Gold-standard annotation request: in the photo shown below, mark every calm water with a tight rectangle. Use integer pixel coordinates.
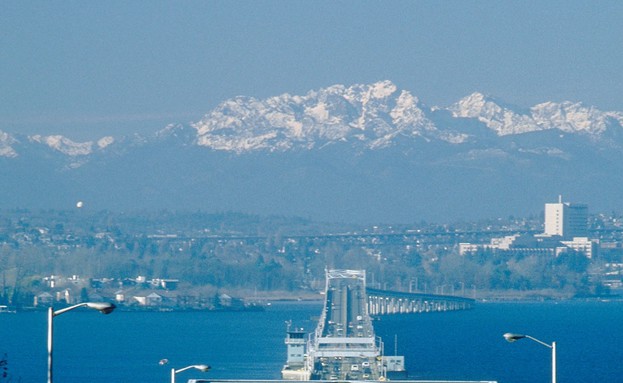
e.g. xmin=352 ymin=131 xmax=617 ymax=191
xmin=2 ymin=300 xmax=623 ymax=383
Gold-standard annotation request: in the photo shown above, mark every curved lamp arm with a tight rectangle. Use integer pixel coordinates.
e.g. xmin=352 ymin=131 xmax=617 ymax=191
xmin=53 ymin=302 xmax=116 ymax=317
xmin=171 ymin=364 xmax=210 ymax=383
xmin=175 ymin=365 xmax=211 ymax=374
xmin=503 ymin=332 xmax=552 ymax=348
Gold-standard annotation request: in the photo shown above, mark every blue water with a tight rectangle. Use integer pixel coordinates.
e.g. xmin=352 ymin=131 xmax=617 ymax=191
xmin=2 ymin=300 xmax=623 ymax=383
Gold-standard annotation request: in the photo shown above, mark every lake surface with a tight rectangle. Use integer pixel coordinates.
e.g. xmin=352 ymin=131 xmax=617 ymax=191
xmin=1 ymin=300 xmax=623 ymax=383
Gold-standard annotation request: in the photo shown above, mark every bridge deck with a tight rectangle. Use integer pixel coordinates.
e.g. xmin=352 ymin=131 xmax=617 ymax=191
xmin=282 ymin=270 xmax=481 ymax=383
xmin=309 ymin=270 xmax=382 ymax=380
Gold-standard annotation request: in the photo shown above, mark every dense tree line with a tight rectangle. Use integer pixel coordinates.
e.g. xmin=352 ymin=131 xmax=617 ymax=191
xmin=0 ymin=232 xmax=607 ymax=307
xmin=0 ymin=209 xmax=617 ymax=306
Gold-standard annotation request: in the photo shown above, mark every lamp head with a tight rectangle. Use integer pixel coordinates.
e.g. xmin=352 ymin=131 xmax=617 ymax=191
xmin=503 ymin=333 xmax=526 ymax=342
xmin=194 ymin=365 xmax=211 ymax=372
xmin=86 ymin=302 xmax=116 ymax=314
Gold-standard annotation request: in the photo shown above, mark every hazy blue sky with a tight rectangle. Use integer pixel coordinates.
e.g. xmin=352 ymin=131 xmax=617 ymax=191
xmin=2 ymin=1 xmax=622 ymax=140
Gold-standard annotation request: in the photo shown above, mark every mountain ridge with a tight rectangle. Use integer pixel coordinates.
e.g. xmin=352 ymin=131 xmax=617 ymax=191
xmin=2 ymin=80 xmax=622 ymax=158
xmin=2 ymin=81 xmax=623 ymax=222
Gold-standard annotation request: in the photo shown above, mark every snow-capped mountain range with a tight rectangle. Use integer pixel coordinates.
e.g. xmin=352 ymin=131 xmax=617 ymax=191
xmin=2 ymin=81 xmax=623 ymax=222
xmin=3 ymin=80 xmax=623 ymax=158
xmin=191 ymin=80 xmax=623 ymax=152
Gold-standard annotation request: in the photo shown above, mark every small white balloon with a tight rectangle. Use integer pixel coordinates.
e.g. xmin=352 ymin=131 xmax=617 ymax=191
xmin=76 ymin=201 xmax=84 ymax=208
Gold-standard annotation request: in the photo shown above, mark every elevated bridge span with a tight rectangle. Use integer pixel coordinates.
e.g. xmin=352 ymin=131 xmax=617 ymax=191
xmin=282 ymin=270 xmax=477 ymax=382
xmin=366 ymin=288 xmax=474 ymax=315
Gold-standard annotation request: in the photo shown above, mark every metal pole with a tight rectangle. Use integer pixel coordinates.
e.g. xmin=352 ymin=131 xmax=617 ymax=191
xmin=552 ymin=341 xmax=557 ymax=383
xmin=505 ymin=333 xmax=556 ymax=383
xmin=47 ymin=307 xmax=53 ymax=383
xmin=170 ymin=368 xmax=176 ymax=383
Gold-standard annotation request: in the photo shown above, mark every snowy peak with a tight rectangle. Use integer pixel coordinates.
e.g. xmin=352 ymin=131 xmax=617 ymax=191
xmin=0 ymin=130 xmax=18 ymax=158
xmin=449 ymin=92 xmax=623 ymax=137
xmin=1 ymin=131 xmax=116 ymax=163
xmin=29 ymin=135 xmax=115 ymax=156
xmin=191 ymin=81 xmax=469 ymax=153
xmin=531 ymin=101 xmax=620 ymax=135
xmin=448 ymin=92 xmax=540 ymax=136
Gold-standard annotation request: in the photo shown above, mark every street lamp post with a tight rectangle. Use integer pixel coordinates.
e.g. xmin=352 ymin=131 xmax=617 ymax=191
xmin=503 ymin=332 xmax=556 ymax=383
xmin=171 ymin=364 xmax=211 ymax=383
xmin=47 ymin=302 xmax=116 ymax=383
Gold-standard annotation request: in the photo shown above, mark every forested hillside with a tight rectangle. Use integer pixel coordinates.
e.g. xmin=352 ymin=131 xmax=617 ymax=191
xmin=0 ymin=209 xmax=619 ymax=307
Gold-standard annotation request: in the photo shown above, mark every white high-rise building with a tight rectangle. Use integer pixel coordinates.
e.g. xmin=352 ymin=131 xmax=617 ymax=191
xmin=543 ymin=195 xmax=588 ymax=239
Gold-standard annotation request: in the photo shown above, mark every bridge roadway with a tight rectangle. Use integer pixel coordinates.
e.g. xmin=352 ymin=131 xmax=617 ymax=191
xmin=307 ymin=271 xmax=475 ymax=380
xmin=308 ymin=270 xmax=381 ymax=381
xmin=280 ymin=270 xmax=479 ymax=382
xmin=366 ymin=288 xmax=475 ymax=315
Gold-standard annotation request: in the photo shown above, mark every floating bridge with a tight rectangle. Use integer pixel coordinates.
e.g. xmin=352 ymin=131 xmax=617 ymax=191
xmin=305 ymin=269 xmax=382 ymax=380
xmin=367 ymin=288 xmax=475 ymax=315
xmin=295 ymin=270 xmax=474 ymax=381
xmin=280 ymin=269 xmax=480 ymax=382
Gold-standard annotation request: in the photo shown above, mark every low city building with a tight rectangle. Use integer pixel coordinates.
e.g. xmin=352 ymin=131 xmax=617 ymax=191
xmin=460 ymin=197 xmax=597 ymax=258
